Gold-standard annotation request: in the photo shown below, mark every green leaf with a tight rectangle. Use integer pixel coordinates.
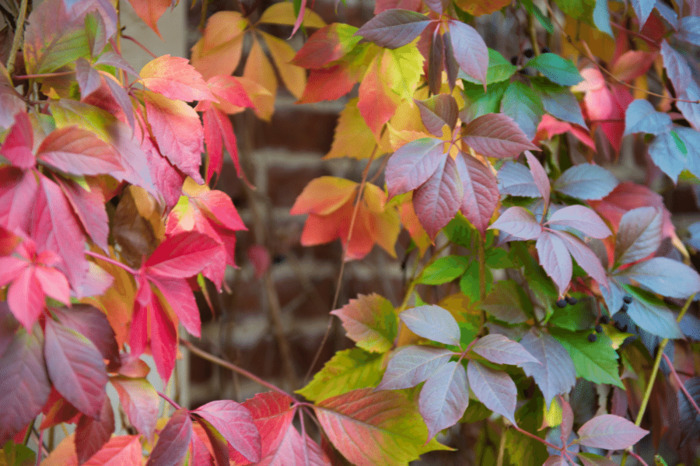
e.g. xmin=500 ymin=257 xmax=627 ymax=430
xmin=501 ymin=81 xmax=544 ymax=139
xmin=526 ymin=53 xmax=584 ymax=86
xmin=551 ymin=329 xmax=624 ymax=388
xmin=461 ymin=48 xmax=517 ymax=85
xmin=461 ymin=80 xmax=508 ymax=122
xmin=553 ymin=0 xmax=593 ymax=19
xmin=443 ymin=214 xmax=476 ymax=248
xmin=548 ymin=299 xmax=596 ymax=331
xmin=521 ymin=0 xmax=554 ymax=32
xmin=2 ymin=441 xmax=36 ymax=466
xmin=459 ymin=261 xmax=493 ymax=301
xmin=331 ymin=293 xmax=398 ymax=353
xmin=419 ymin=256 xmax=470 ymax=285
xmin=296 ymin=348 xmax=386 ymax=402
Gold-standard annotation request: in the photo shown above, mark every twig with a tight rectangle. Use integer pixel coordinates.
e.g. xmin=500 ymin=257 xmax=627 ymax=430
xmin=181 ymin=339 xmax=294 ymax=399
xmin=662 ymin=352 xmax=700 ymax=415
xmin=627 ymin=448 xmax=649 ymax=466
xmin=85 ymin=250 xmax=138 ymax=275
xmin=12 ymin=71 xmax=75 ymax=80
xmin=6 ymin=0 xmax=28 ymax=77
xmin=527 ymin=13 xmax=541 ymax=56
xmin=157 ymin=391 xmax=181 ymax=410
xmin=121 ymin=34 xmax=158 ymax=59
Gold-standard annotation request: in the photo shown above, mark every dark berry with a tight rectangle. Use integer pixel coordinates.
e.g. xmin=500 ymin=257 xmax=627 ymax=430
xmin=510 ymin=56 xmax=518 ymax=65
xmin=541 ymin=47 xmax=551 ymax=54
xmin=595 ymin=324 xmax=603 ymax=333
xmin=600 ymin=315 xmax=610 ymax=324
xmin=588 ymin=333 xmax=597 ymax=342
xmin=556 ymin=299 xmax=567 ymax=308
xmin=524 ymin=48 xmax=534 ymax=58
xmin=566 ymin=296 xmax=578 ymax=305
xmin=621 ymin=303 xmax=629 ymax=312
xmin=623 ymin=295 xmax=633 ymax=304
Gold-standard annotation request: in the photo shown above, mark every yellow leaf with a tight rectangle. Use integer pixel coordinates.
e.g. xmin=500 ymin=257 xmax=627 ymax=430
xmin=325 ymin=98 xmax=377 ymax=160
xmin=542 ymin=397 xmax=563 ymax=429
xmin=260 ymin=31 xmax=306 ymax=100
xmin=243 ymin=38 xmax=277 ymax=121
xmin=383 ymin=43 xmax=424 ymax=101
xmin=257 ymin=2 xmax=326 ymax=28
xmin=190 ymin=11 xmax=248 ymax=79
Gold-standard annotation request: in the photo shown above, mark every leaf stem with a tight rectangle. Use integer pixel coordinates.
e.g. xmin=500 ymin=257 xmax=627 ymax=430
xmin=662 ymin=352 xmax=700 ymax=415
xmin=527 ymin=13 xmax=541 ymax=56
xmin=85 ymin=250 xmax=138 ymax=275
xmin=22 ymin=419 xmax=34 ymax=445
xmin=12 ymin=71 xmax=76 ymax=80
xmin=181 ymin=339 xmax=294 ymax=399
xmin=6 ymin=0 xmax=28 ymax=77
xmin=512 ymin=424 xmax=560 ymax=451
xmin=157 ymin=391 xmax=181 ymax=410
xmin=121 ymin=34 xmax=158 ymax=59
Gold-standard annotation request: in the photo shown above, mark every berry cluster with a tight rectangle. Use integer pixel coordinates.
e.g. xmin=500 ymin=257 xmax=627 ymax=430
xmin=555 ymin=296 xmax=578 ymax=308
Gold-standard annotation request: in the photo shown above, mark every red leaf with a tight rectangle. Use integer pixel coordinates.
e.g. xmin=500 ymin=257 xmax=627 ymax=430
xmin=145 ymin=232 xmax=220 ymax=279
xmin=400 ymin=305 xmax=460 ymax=346
xmin=358 ymin=58 xmax=399 ymax=136
xmin=377 ymin=346 xmax=452 ymax=390
xmin=55 ymin=177 xmax=109 ymax=252
xmin=40 ymin=388 xmax=80 ymax=429
xmin=37 ymin=126 xmax=124 ymax=176
xmin=110 ymin=376 xmax=159 ymax=440
xmin=83 ymin=435 xmax=142 ymax=465
xmin=471 ymin=334 xmax=540 ymax=366
xmin=149 ymin=294 xmax=178 ymax=382
xmin=547 ymin=205 xmax=612 ymax=239
xmin=455 ymin=153 xmax=499 ymax=233
xmin=53 ymin=305 xmax=118 ymax=365
xmin=463 ymin=113 xmax=539 ymax=158
xmin=614 ymin=206 xmax=662 ymax=265
xmin=247 ymin=245 xmax=271 ymax=279
xmin=202 ymin=106 xmax=243 ymax=183
xmin=355 ymin=9 xmax=430 ymax=49
xmin=415 ymin=94 xmax=459 ymax=136
xmin=258 ymin=427 xmax=330 ymax=465
xmin=577 ymin=414 xmax=648 ymax=450
xmin=611 ymin=50 xmax=657 ymax=82
xmin=0 ymin=112 xmax=35 ymax=169
xmin=448 ymin=20 xmax=488 ymax=86
xmin=193 ymin=400 xmax=261 ymax=463
xmin=0 ymin=327 xmax=50 ymax=444
xmin=148 ymin=276 xmax=201 ymax=337
xmin=126 ymin=0 xmax=171 ymax=37
xmin=140 ymin=55 xmax=213 ymax=102
xmin=300 ymin=65 xmax=357 ymax=103
xmin=206 ymin=75 xmax=255 ymax=113
xmin=467 ymin=361 xmax=517 ymax=424
xmin=293 ymin=24 xmax=360 ymax=69
xmin=236 ymin=392 xmax=295 ymax=463
xmin=147 ymin=409 xmax=192 ymax=466
xmin=44 ymin=319 xmax=107 ymax=418
xmin=143 ymin=91 xmax=204 ymax=184
xmin=0 ymin=168 xmax=38 ymax=233
xmin=489 ymin=206 xmax=542 ymax=240
xmin=75 ymin=397 xmax=115 ymax=463
xmin=385 ymin=138 xmax=445 ymax=199
xmin=524 ymin=151 xmax=550 ymax=206
xmin=413 ymin=155 xmax=463 ymax=238
xmin=536 ymin=231 xmax=573 ymax=296
xmin=419 ymin=361 xmax=469 ymax=439
xmin=196 ymin=417 xmax=230 ymax=465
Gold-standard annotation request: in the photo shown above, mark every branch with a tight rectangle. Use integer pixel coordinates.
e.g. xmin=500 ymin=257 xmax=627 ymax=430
xmin=85 ymin=250 xmax=138 ymax=275
xmin=6 ymin=0 xmax=28 ymax=77
xmin=662 ymin=352 xmax=700 ymax=415
xmin=157 ymin=391 xmax=182 ymax=410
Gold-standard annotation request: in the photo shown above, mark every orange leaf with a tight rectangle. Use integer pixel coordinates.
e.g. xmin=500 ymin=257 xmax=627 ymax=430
xmin=261 ymin=32 xmax=306 ymax=100
xmin=140 ymin=55 xmax=214 ymax=102
xmin=190 ymin=12 xmax=248 ymax=79
xmin=358 ymin=58 xmax=400 ymax=137
xmin=290 ymin=177 xmax=358 ymax=216
xmin=257 ymin=2 xmax=326 ymax=28
xmin=243 ymin=39 xmax=277 ymax=121
xmin=126 ymin=0 xmax=171 ymax=38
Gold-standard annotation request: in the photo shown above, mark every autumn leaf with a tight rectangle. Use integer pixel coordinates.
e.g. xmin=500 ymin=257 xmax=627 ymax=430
xmin=139 ymin=55 xmax=214 ymax=102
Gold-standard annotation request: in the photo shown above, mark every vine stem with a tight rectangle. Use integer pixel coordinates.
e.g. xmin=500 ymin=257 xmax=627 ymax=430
xmin=13 ymin=71 xmax=75 ymax=80
xmin=512 ymin=424 xmax=561 ymax=451
xmin=85 ymin=250 xmax=138 ymax=275
xmin=527 ymin=13 xmax=541 ymax=56
xmin=157 ymin=391 xmax=181 ymax=410
xmin=662 ymin=352 xmax=700 ymax=415
xmin=181 ymin=339 xmax=294 ymax=399
xmin=6 ymin=0 xmax=28 ymax=77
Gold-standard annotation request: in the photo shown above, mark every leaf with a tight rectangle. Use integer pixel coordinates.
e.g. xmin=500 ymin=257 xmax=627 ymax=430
xmin=233 ymin=392 xmax=293 ymax=463
xmin=448 ymin=20 xmax=488 ymax=85
xmin=578 ymin=452 xmax=618 ymax=466
xmin=482 ymin=281 xmax=531 ymax=323
xmin=0 ymin=327 xmax=50 ymax=444
xmin=147 ymin=409 xmax=192 ymax=466
xmin=412 ymin=155 xmax=463 ymax=238
xmin=649 ymin=131 xmax=687 ymax=182
xmin=577 ymin=414 xmax=648 ymax=449
xmin=629 ymin=0 xmax=654 ymax=27
xmin=554 ymin=231 xmax=608 ymax=288
xmin=36 ymin=126 xmax=123 ymax=176
xmin=551 ymin=329 xmax=624 ymax=388
xmin=331 ymin=294 xmax=398 ymax=353
xmin=622 ymin=257 xmax=700 ymax=299
xmin=314 ymin=388 xmax=449 ymax=465
xmin=463 ymin=113 xmax=539 ymax=158
xmin=531 ymin=78 xmax=587 ymax=127
xmin=191 ymin=11 xmax=247 ymax=80
xmin=419 ymin=361 xmax=469 ymax=439
xmin=110 ymin=376 xmax=159 ymax=440
xmin=261 ymin=32 xmax=306 ymax=100
xmin=293 ymin=24 xmax=361 ymax=68
xmin=525 ymin=151 xmax=550 ymax=205
xmin=44 ymin=319 xmax=107 ymax=418
xmin=501 ymin=82 xmax=544 ymax=139
xmin=526 ymin=53 xmax=583 ymax=86
xmin=126 ymin=0 xmax=171 ymax=37
xmin=536 ymin=231 xmax=573 ymax=296
xmin=624 ymin=99 xmax=672 ymax=136
xmin=678 ymin=16 xmax=700 ymax=46
xmin=497 ymin=161 xmax=540 ymax=197
xmin=467 ymin=361 xmax=517 ymax=424
xmin=193 ymin=400 xmax=261 ymax=463
xmin=383 ymin=43 xmax=424 ymax=101
xmin=75 ymin=398 xmax=114 ymax=463
xmin=1 ymin=112 xmax=35 ymax=169
xmin=358 ymin=57 xmax=400 ymax=136
xmin=455 ymin=153 xmax=500 ymax=233
xmin=258 ymin=1 xmax=325 ymax=28
xmin=400 ymin=305 xmax=461 ymax=346
xmin=297 ymin=348 xmax=385 ymax=402
xmin=386 ymin=138 xmax=445 ymax=199
xmin=145 ymin=232 xmax=219 ymax=279
xmin=377 ymin=346 xmax=453 ymax=390
xmin=52 ymin=305 xmax=118 ymax=365
xmin=471 ymin=334 xmax=539 ymax=366
xmin=418 ymin=255 xmax=470 ymax=285
xmin=300 ymin=64 xmax=356 ymax=104
xmin=615 ymin=207 xmax=662 ymax=265
xmin=520 ymin=329 xmax=576 ymax=405
xmin=620 ymin=287 xmax=683 ymax=339
xmin=415 ymin=95 xmax=459 ymax=136
xmin=677 ymin=377 xmax=700 ymax=444
xmin=547 ymin=205 xmax=611 ymax=239
xmin=553 ymin=164 xmax=619 ymax=201
xmin=462 ymin=48 xmax=518 ymax=85
xmin=355 ymin=9 xmax=430 ymax=48
xmin=489 ymin=206 xmax=542 ymax=240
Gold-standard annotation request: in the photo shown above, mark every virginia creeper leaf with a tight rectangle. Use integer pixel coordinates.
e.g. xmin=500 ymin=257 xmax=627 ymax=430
xmin=293 ymin=24 xmax=361 ymax=68
xmin=463 ymin=113 xmax=539 ymax=158
xmin=0 ymin=112 xmax=34 ymax=169
xmin=547 ymin=205 xmax=612 ymax=239
xmin=481 ymin=280 xmax=531 ymax=323
xmin=75 ymin=398 xmax=115 ymax=463
xmin=551 ymin=329 xmax=624 ymax=388
xmin=139 ymin=55 xmax=213 ymax=102
xmin=525 ymin=151 xmax=550 ymax=205
xmin=497 ymin=161 xmax=540 ymax=197
xmin=471 ymin=334 xmax=540 ymax=366
xmin=624 ymin=99 xmax=672 ymax=136
xmin=377 ymin=345 xmax=453 ymax=390
xmin=110 ymin=376 xmax=159 ymax=440
xmin=456 ymin=153 xmax=499 ymax=233
xmin=400 ymin=305 xmax=461 ymax=346
xmin=415 ymin=95 xmax=459 ymax=136
xmin=525 ymin=53 xmax=583 ymax=86
xmin=629 ymin=0 xmax=654 ymax=28
xmin=418 ymin=255 xmax=470 ymax=285
xmin=615 ymin=207 xmax=662 ymax=265
xmin=258 ymin=1 xmax=326 ymax=28
xmin=37 ymin=126 xmax=124 ymax=176
xmin=448 ymin=20 xmax=488 ymax=86
xmin=467 ymin=361 xmax=517 ymax=425
xmin=145 ymin=232 xmax=220 ymax=279
xmin=126 ymin=0 xmax=171 ymax=37
xmin=355 ymin=9 xmax=430 ymax=49
xmin=553 ymin=164 xmax=618 ymax=201
xmin=554 ymin=231 xmax=608 ymax=289
xmin=52 ymin=305 xmax=118 ymax=365
xmin=386 ymin=138 xmax=445 ymax=199
xmin=489 ymin=206 xmax=542 ymax=240
xmin=234 ymin=392 xmax=294 ymax=464
xmin=193 ymin=400 xmax=261 ymax=463
xmin=536 ymin=231 xmax=572 ymax=296
xmin=519 ymin=329 xmax=576 ymax=405
xmin=577 ymin=414 xmax=648 ymax=450
xmin=419 ymin=361 xmax=469 ymax=439
xmin=147 ymin=409 xmax=192 ymax=466
xmin=501 ymin=82 xmax=544 ymax=139
xmin=621 ymin=287 xmax=683 ymax=339
xmin=622 ymin=257 xmax=700 ymax=299
xmin=331 ymin=293 xmax=398 ymax=353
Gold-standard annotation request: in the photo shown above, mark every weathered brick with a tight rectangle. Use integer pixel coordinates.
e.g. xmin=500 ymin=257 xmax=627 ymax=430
xmin=253 ymin=108 xmax=338 ymax=152
xmin=267 ymin=163 xmax=331 ymax=207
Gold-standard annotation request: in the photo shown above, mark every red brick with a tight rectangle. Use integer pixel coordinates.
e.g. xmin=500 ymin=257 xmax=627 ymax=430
xmin=253 ymin=108 xmax=338 ymax=153
xmin=267 ymin=164 xmax=331 ymax=207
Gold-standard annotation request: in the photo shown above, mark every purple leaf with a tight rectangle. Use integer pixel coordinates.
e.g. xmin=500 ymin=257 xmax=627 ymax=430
xmin=524 ymin=151 xmax=550 ymax=205
xmin=498 ymin=161 xmax=540 ymax=197
xmin=455 ymin=153 xmax=499 ymax=233
xmin=543 ymin=456 xmax=568 ymax=466
xmin=623 ymin=257 xmax=700 ymax=299
xmin=427 ymin=30 xmax=445 ymax=96
xmin=448 ymin=20 xmax=488 ymax=86
xmin=44 ymin=319 xmax=107 ymax=418
xmin=536 ymin=231 xmax=572 ymax=296
xmin=355 ymin=9 xmax=431 ymax=49
xmin=415 ymin=94 xmax=458 ymax=136
xmin=52 ymin=305 xmax=118 ymax=365
xmin=193 ymin=400 xmax=261 ymax=463
xmin=519 ymin=329 xmax=576 ymax=405
xmin=553 ymin=164 xmax=619 ymax=201
xmin=629 ymin=0 xmax=655 ymax=28
xmin=489 ymin=206 xmax=542 ymax=240
xmin=147 ymin=409 xmax=193 ymax=466
xmin=111 ymin=376 xmax=159 ymax=441
xmin=547 ymin=205 xmax=611 ymax=239
xmin=412 ymin=155 xmax=463 ymax=238
xmin=615 ymin=207 xmax=662 ymax=265
xmin=554 ymin=231 xmax=609 ymax=289
xmin=471 ymin=334 xmax=539 ymax=367
xmin=463 ymin=113 xmax=539 ymax=158
xmin=577 ymin=414 xmax=648 ymax=450
xmin=601 ymin=277 xmax=626 ymax=317
xmin=75 ymin=397 xmax=115 ymax=463
xmin=467 ymin=361 xmax=517 ymax=425
xmin=624 ymin=99 xmax=672 ymax=136
xmin=400 ymin=305 xmax=460 ymax=346
xmin=677 ymin=377 xmax=700 ymax=441
xmin=660 ymin=41 xmax=700 ymax=130
xmin=377 ymin=346 xmax=453 ymax=390
xmin=0 ymin=327 xmax=50 ymax=444
xmin=419 ymin=361 xmax=469 ymax=439
xmin=678 ymin=16 xmax=700 ymax=46
xmin=386 ymin=138 xmax=444 ymax=198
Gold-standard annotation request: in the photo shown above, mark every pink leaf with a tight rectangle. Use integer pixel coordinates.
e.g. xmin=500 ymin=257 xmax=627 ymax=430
xmin=412 ymin=155 xmax=463 ymax=238
xmin=377 ymin=346 xmax=453 ymax=390
xmin=355 ymin=9 xmax=431 ymax=48
xmin=110 ymin=376 xmax=159 ymax=441
xmin=536 ymin=231 xmax=572 ymax=296
xmin=140 ymin=55 xmax=214 ymax=102
xmin=553 ymin=231 xmax=609 ymax=288
xmin=146 ymin=232 xmax=220 ymax=279
xmin=471 ymin=334 xmax=540 ymax=367
xmin=125 ymin=0 xmax=171 ymax=37
xmin=467 ymin=361 xmax=517 ymax=425
xmin=455 ymin=153 xmax=499 ymax=232
xmin=75 ymin=58 xmax=102 ymax=98
xmin=234 ymin=392 xmax=296 ymax=464
xmin=37 ymin=126 xmax=123 ymax=176
xmin=489 ymin=206 xmax=542 ymax=240
xmin=0 ymin=112 xmax=35 ymax=169
xmin=203 ymin=106 xmax=243 ymax=183
xmin=75 ymin=397 xmax=114 ymax=463
xmin=463 ymin=113 xmax=539 ymax=158
xmin=614 ymin=206 xmax=662 ymax=265
xmin=44 ymin=319 xmax=107 ymax=418
xmin=448 ymin=20 xmax=488 ymax=86
xmin=524 ymin=151 xmax=550 ymax=206
xmin=147 ymin=409 xmax=193 ymax=465
xmin=148 ymin=276 xmax=201 ymax=338
xmin=385 ymin=138 xmax=445 ymax=199
xmin=400 ymin=305 xmax=460 ymax=346
xmin=149 ymin=295 xmax=178 ymax=383
xmin=0 ymin=168 xmax=38 ymax=233
xmin=577 ymin=414 xmax=648 ymax=450
xmin=55 ymin=177 xmax=109 ymax=252
xmin=193 ymin=400 xmax=261 ymax=463
xmin=83 ymin=435 xmax=142 ymax=465
xmin=5 ymin=267 xmax=48 ymax=330
xmin=547 ymin=205 xmax=612 ymax=239
xmin=419 ymin=361 xmax=469 ymax=439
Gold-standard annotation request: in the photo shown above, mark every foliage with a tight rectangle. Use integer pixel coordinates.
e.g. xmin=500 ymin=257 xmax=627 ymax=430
xmin=0 ymin=0 xmax=699 ymax=464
